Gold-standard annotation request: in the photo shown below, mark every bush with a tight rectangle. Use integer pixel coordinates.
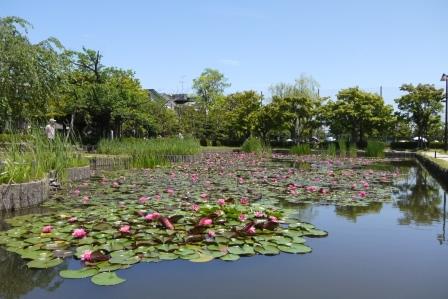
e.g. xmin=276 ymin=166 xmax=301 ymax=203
xmin=290 ymin=144 xmax=311 ymax=155
xmin=366 ymin=140 xmax=385 ymax=157
xmin=241 ymin=137 xmax=270 ymax=154
xmin=390 ymin=141 xmax=419 ymax=150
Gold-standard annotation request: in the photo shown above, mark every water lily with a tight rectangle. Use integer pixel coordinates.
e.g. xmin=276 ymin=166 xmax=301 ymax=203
xmin=138 ymin=196 xmax=149 ymax=204
xmin=166 ymin=188 xmax=175 ymax=196
xmin=80 ymin=250 xmax=93 ymax=262
xmin=68 ymin=217 xmax=77 ymax=223
xmin=112 ymin=181 xmax=120 ymax=188
xmin=240 ymin=197 xmax=249 ymax=205
xmin=207 ymin=230 xmax=216 ymax=238
xmin=72 ymin=189 xmax=80 ymax=196
xmin=269 ymin=216 xmax=279 ymax=223
xmin=358 ymin=191 xmax=367 ymax=198
xmin=145 ymin=212 xmax=161 ymax=221
xmin=247 ymin=226 xmax=256 ymax=235
xmin=191 ymin=204 xmax=200 ymax=212
xmin=119 ymin=225 xmax=131 ymax=234
xmin=238 ymin=177 xmax=245 ymax=184
xmin=72 ymin=228 xmax=87 ymax=238
xmin=217 ymin=198 xmax=226 ymax=206
xmin=254 ymin=211 xmax=265 ymax=218
xmin=42 ymin=225 xmax=53 ymax=233
xmin=200 ymin=193 xmax=208 ymax=200
xmin=82 ymin=196 xmax=90 ymax=204
xmin=351 ymin=183 xmax=357 ymax=190
xmin=199 ymin=218 xmax=212 ymax=226
xmin=305 ymin=186 xmax=318 ymax=192
xmin=239 ymin=214 xmax=247 ymax=222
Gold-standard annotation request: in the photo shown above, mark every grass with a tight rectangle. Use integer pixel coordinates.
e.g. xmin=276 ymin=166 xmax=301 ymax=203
xmin=96 ymin=137 xmax=201 ymax=168
xmin=338 ymin=138 xmax=347 ymax=157
xmin=0 ymin=129 xmax=88 ymax=184
xmin=240 ymin=137 xmax=271 ymax=155
xmin=348 ymin=143 xmax=357 ymax=158
xmin=365 ymin=140 xmax=385 ymax=158
xmin=326 ymin=143 xmax=337 ymax=157
xmin=290 ymin=144 xmax=311 ymax=156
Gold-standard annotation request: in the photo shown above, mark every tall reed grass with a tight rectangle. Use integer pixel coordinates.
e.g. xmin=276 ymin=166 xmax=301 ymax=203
xmin=0 ymin=129 xmax=88 ymax=184
xmin=97 ymin=137 xmax=201 ymax=168
xmin=326 ymin=143 xmax=337 ymax=157
xmin=365 ymin=140 xmax=385 ymax=158
xmin=348 ymin=143 xmax=357 ymax=157
xmin=290 ymin=144 xmax=311 ymax=155
xmin=338 ymin=138 xmax=347 ymax=157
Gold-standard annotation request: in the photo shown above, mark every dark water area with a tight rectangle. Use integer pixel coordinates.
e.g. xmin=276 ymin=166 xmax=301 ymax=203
xmin=0 ymin=160 xmax=447 ymax=299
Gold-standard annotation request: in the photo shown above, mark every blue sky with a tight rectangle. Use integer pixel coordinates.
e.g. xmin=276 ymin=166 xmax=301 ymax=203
xmin=2 ymin=0 xmax=447 ymax=106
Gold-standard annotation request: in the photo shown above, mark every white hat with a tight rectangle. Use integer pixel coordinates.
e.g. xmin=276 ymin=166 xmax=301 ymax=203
xmin=49 ymin=118 xmax=56 ymax=123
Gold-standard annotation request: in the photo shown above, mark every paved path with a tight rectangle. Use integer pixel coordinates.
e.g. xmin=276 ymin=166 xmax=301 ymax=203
xmin=422 ymin=151 xmax=448 ymax=162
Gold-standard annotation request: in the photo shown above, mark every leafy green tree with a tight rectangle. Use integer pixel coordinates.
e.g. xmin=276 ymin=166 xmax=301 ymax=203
xmin=395 ymin=84 xmax=444 ymax=145
xmin=0 ymin=16 xmax=65 ymax=131
xmin=269 ymin=75 xmax=322 ymax=143
xmin=323 ymin=87 xmax=395 ymax=144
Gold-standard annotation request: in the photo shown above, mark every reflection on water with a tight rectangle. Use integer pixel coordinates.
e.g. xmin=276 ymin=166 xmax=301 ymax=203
xmin=335 ymin=202 xmax=383 ymax=222
xmin=0 ymin=248 xmax=65 ymax=299
xmin=393 ymin=166 xmax=445 ymax=226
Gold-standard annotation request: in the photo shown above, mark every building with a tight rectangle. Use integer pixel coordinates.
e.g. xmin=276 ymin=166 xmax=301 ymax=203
xmin=146 ymin=89 xmax=195 ymax=109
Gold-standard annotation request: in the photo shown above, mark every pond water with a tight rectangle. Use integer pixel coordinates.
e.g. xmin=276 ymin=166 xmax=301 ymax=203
xmin=0 ymin=159 xmax=447 ymax=299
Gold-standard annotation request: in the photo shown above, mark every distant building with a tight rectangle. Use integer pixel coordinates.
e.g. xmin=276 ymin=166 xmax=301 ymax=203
xmin=146 ymin=89 xmax=195 ymax=109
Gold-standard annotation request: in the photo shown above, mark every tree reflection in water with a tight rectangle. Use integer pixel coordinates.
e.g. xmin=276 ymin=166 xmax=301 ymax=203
xmin=393 ymin=166 xmax=445 ymax=226
xmin=335 ymin=202 xmax=383 ymax=222
xmin=0 ymin=248 xmax=65 ymax=299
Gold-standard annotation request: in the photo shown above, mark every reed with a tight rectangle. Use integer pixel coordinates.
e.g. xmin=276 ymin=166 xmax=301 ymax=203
xmin=365 ymin=140 xmax=385 ymax=158
xmin=290 ymin=144 xmax=311 ymax=156
xmin=240 ymin=137 xmax=271 ymax=155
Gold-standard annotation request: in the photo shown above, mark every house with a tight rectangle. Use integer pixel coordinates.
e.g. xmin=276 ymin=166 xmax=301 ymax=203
xmin=146 ymin=89 xmax=195 ymax=109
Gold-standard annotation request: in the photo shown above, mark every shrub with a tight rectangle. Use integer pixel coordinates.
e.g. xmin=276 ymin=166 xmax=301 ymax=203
xmin=241 ymin=137 xmax=270 ymax=154
xmin=290 ymin=144 xmax=311 ymax=155
xmin=366 ymin=140 xmax=385 ymax=158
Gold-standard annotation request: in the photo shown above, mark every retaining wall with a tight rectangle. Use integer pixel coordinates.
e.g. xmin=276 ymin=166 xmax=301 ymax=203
xmin=0 ymin=178 xmax=49 ymax=211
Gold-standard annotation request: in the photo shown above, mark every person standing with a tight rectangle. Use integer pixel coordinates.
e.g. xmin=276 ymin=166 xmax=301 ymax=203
xmin=45 ymin=119 xmax=56 ymax=140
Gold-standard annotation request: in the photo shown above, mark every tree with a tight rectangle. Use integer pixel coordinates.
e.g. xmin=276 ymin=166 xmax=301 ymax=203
xmin=269 ymin=75 xmax=322 ymax=143
xmin=323 ymin=87 xmax=395 ymax=145
xmin=210 ymin=90 xmax=262 ymax=145
xmin=0 ymin=16 xmax=65 ymax=131
xmin=395 ymin=84 xmax=444 ymax=146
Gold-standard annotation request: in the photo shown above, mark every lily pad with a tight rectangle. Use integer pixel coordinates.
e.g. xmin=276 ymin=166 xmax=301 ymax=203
xmin=60 ymin=268 xmax=99 ymax=279
xmin=91 ymin=272 xmax=126 ymax=286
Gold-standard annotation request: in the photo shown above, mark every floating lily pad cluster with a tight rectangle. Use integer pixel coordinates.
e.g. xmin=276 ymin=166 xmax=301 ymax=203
xmin=0 ymin=153 xmax=398 ymax=286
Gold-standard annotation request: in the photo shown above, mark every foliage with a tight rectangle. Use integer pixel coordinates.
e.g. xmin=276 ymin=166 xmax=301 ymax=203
xmin=290 ymin=144 xmax=311 ymax=155
xmin=348 ymin=143 xmax=357 ymax=157
xmin=0 ymin=16 xmax=65 ymax=131
xmin=326 ymin=143 xmax=337 ymax=156
xmin=323 ymin=87 xmax=395 ymax=145
xmin=395 ymin=84 xmax=444 ymax=146
xmin=97 ymin=137 xmax=201 ymax=168
xmin=338 ymin=138 xmax=347 ymax=157
xmin=0 ymin=129 xmax=88 ymax=184
xmin=365 ymin=140 xmax=385 ymax=158
xmin=240 ymin=137 xmax=270 ymax=154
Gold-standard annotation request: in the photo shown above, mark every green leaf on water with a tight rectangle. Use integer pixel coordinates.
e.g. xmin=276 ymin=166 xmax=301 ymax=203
xmin=60 ymin=267 xmax=98 ymax=279
xmin=91 ymin=272 xmax=126 ymax=286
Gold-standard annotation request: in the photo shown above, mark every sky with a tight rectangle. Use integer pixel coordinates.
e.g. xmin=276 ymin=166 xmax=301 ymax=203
xmin=2 ymin=0 xmax=448 ymax=107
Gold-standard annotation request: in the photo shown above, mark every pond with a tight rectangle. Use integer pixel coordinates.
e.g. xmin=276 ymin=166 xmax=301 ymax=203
xmin=0 ymin=155 xmax=447 ymax=299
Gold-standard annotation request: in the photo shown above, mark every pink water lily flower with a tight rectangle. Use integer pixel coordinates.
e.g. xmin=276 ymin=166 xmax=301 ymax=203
xmin=82 ymin=196 xmax=90 ymax=204
xmin=254 ymin=211 xmax=265 ymax=218
xmin=358 ymin=191 xmax=367 ymax=198
xmin=72 ymin=228 xmax=87 ymax=238
xmin=68 ymin=216 xmax=77 ymax=223
xmin=240 ymin=197 xmax=249 ymax=205
xmin=112 ymin=181 xmax=120 ymax=188
xmin=217 ymin=198 xmax=226 ymax=206
xmin=119 ymin=225 xmax=131 ymax=234
xmin=207 ymin=230 xmax=216 ymax=238
xmin=191 ymin=204 xmax=200 ymax=212
xmin=155 ymin=194 xmax=161 ymax=200
xmin=200 ymin=193 xmax=208 ymax=199
xmin=42 ymin=225 xmax=53 ymax=233
xmin=238 ymin=177 xmax=245 ymax=184
xmin=351 ymin=183 xmax=357 ymax=190
xmin=239 ymin=214 xmax=247 ymax=222
xmin=269 ymin=216 xmax=279 ymax=223
xmin=72 ymin=189 xmax=81 ymax=196
xmin=305 ymin=186 xmax=318 ymax=192
xmin=145 ymin=212 xmax=161 ymax=221
xmin=138 ymin=196 xmax=150 ymax=204
xmin=247 ymin=226 xmax=256 ymax=235
xmin=80 ymin=250 xmax=93 ymax=262
xmin=199 ymin=218 xmax=213 ymax=226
